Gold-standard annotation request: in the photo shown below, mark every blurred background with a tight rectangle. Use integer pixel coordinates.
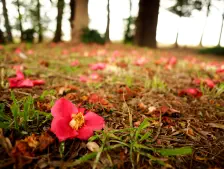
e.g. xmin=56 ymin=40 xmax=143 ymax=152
xmin=0 ymin=0 xmax=224 ymax=48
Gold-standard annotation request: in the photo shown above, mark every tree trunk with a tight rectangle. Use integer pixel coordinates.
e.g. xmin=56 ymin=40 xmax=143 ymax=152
xmin=0 ymin=29 xmax=5 ymax=44
xmin=37 ymin=0 xmax=43 ymax=43
xmin=53 ymin=0 xmax=65 ymax=43
xmin=16 ymin=0 xmax=24 ymax=42
xmin=199 ymin=0 xmax=211 ymax=47
xmin=134 ymin=0 xmax=160 ymax=48
xmin=72 ymin=0 xmax=89 ymax=42
xmin=2 ymin=0 xmax=13 ymax=43
xmin=218 ymin=15 xmax=224 ymax=47
xmin=70 ymin=0 xmax=76 ymax=30
xmin=105 ymin=0 xmax=110 ymax=42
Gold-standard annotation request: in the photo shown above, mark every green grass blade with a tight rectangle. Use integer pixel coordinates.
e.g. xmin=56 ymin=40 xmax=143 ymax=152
xmin=157 ymin=147 xmax=192 ymax=156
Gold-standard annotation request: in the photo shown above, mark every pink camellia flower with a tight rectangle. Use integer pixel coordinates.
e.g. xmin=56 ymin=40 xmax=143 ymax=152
xmin=179 ymin=88 xmax=202 ymax=98
xmin=193 ymin=78 xmax=215 ymax=89
xmin=134 ymin=57 xmax=148 ymax=66
xmin=79 ymin=75 xmax=89 ymax=83
xmin=204 ymin=79 xmax=215 ymax=89
xmin=90 ymin=63 xmax=106 ymax=70
xmin=8 ymin=66 xmax=45 ymax=88
xmin=27 ymin=50 xmax=34 ymax=55
xmin=216 ymin=65 xmax=224 ymax=73
xmin=15 ymin=48 xmax=22 ymax=54
xmin=50 ymin=98 xmax=105 ymax=141
xmin=90 ymin=73 xmax=101 ymax=81
xmin=71 ymin=60 xmax=79 ymax=67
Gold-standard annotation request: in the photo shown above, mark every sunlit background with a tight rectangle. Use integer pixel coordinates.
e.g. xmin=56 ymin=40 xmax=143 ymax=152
xmin=0 ymin=0 xmax=224 ymax=47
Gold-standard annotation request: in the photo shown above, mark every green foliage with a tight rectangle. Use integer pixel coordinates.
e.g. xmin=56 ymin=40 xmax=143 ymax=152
xmin=81 ymin=28 xmax=105 ymax=44
xmin=157 ymin=147 xmax=192 ymax=156
xmin=199 ymin=47 xmax=224 ymax=56
xmin=86 ymin=119 xmax=192 ymax=168
xmin=23 ymin=29 xmax=35 ymax=42
xmin=144 ymin=76 xmax=168 ymax=92
xmin=8 ymin=91 xmax=51 ymax=130
xmin=168 ymin=0 xmax=203 ymax=17
xmin=123 ymin=17 xmax=136 ymax=44
xmin=40 ymin=89 xmax=56 ymax=101
xmin=200 ymin=83 xmax=224 ymax=98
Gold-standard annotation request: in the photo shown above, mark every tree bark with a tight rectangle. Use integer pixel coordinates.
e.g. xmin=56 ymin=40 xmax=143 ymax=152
xmin=69 ymin=0 xmax=76 ymax=30
xmin=218 ymin=15 xmax=224 ymax=47
xmin=72 ymin=0 xmax=89 ymax=42
xmin=53 ymin=0 xmax=65 ymax=42
xmin=199 ymin=0 xmax=211 ymax=47
xmin=16 ymin=0 xmax=24 ymax=42
xmin=134 ymin=0 xmax=160 ymax=48
xmin=105 ymin=0 xmax=110 ymax=42
xmin=2 ymin=0 xmax=13 ymax=43
xmin=37 ymin=0 xmax=43 ymax=43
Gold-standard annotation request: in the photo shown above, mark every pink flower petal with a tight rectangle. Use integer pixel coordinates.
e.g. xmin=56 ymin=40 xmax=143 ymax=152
xmin=179 ymin=88 xmax=202 ymax=98
xmin=84 ymin=112 xmax=105 ymax=130
xmin=204 ymin=79 xmax=215 ymax=89
xmin=77 ymin=126 xmax=94 ymax=140
xmin=51 ymin=98 xmax=78 ymax=118
xmin=32 ymin=79 xmax=45 ymax=85
xmin=51 ymin=117 xmax=78 ymax=141
xmin=79 ymin=75 xmax=89 ymax=82
xmin=78 ymin=107 xmax=85 ymax=114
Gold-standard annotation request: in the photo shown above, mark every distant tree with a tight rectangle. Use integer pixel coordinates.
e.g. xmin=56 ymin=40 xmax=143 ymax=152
xmin=218 ymin=13 xmax=224 ymax=47
xmin=0 ymin=28 xmax=5 ymax=44
xmin=134 ymin=0 xmax=160 ymax=48
xmin=124 ymin=0 xmax=135 ymax=43
xmin=70 ymin=0 xmax=76 ymax=31
xmin=14 ymin=0 xmax=24 ymax=42
xmin=72 ymin=0 xmax=89 ymax=42
xmin=168 ymin=0 xmax=202 ymax=47
xmin=1 ymin=0 xmax=13 ymax=43
xmin=37 ymin=0 xmax=43 ymax=42
xmin=199 ymin=0 xmax=211 ymax=46
xmin=53 ymin=0 xmax=65 ymax=42
xmin=105 ymin=0 xmax=110 ymax=42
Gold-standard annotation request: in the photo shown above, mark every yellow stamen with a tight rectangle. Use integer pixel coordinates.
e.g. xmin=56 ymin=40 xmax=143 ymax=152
xmin=69 ymin=112 xmax=85 ymax=130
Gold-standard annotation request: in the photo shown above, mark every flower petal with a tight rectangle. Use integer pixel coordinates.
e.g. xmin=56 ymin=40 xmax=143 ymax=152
xmin=77 ymin=126 xmax=94 ymax=140
xmin=51 ymin=117 xmax=78 ymax=142
xmin=51 ymin=98 xmax=78 ymax=118
xmin=84 ymin=112 xmax=105 ymax=130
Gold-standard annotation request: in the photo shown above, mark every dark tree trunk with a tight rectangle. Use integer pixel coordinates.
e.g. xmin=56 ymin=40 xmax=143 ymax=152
xmin=199 ymin=0 xmax=211 ymax=47
xmin=0 ymin=29 xmax=5 ymax=44
xmin=70 ymin=0 xmax=76 ymax=30
xmin=53 ymin=0 xmax=65 ymax=42
xmin=105 ymin=0 xmax=110 ymax=42
xmin=37 ymin=0 xmax=43 ymax=43
xmin=16 ymin=0 xmax=24 ymax=42
xmin=218 ymin=15 xmax=224 ymax=47
xmin=72 ymin=0 xmax=89 ymax=42
xmin=134 ymin=0 xmax=160 ymax=48
xmin=2 ymin=0 xmax=13 ymax=43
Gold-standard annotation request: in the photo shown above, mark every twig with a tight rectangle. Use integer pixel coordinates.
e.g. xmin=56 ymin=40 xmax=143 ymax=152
xmin=151 ymin=111 xmax=162 ymax=143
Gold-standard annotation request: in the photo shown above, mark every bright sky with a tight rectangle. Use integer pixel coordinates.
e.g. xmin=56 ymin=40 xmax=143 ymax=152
xmin=0 ymin=0 xmax=224 ymax=47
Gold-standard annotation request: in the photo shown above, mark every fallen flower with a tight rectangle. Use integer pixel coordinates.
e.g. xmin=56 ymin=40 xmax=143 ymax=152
xmin=193 ymin=78 xmax=215 ymax=89
xmin=134 ymin=57 xmax=148 ymax=66
xmin=179 ymin=88 xmax=202 ymax=98
xmin=71 ymin=60 xmax=79 ymax=66
xmin=50 ymin=98 xmax=105 ymax=141
xmin=90 ymin=63 xmax=106 ymax=70
xmin=8 ymin=66 xmax=45 ymax=88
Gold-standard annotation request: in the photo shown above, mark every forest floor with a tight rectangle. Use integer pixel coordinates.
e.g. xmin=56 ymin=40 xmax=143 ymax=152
xmin=0 ymin=43 xmax=224 ymax=169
